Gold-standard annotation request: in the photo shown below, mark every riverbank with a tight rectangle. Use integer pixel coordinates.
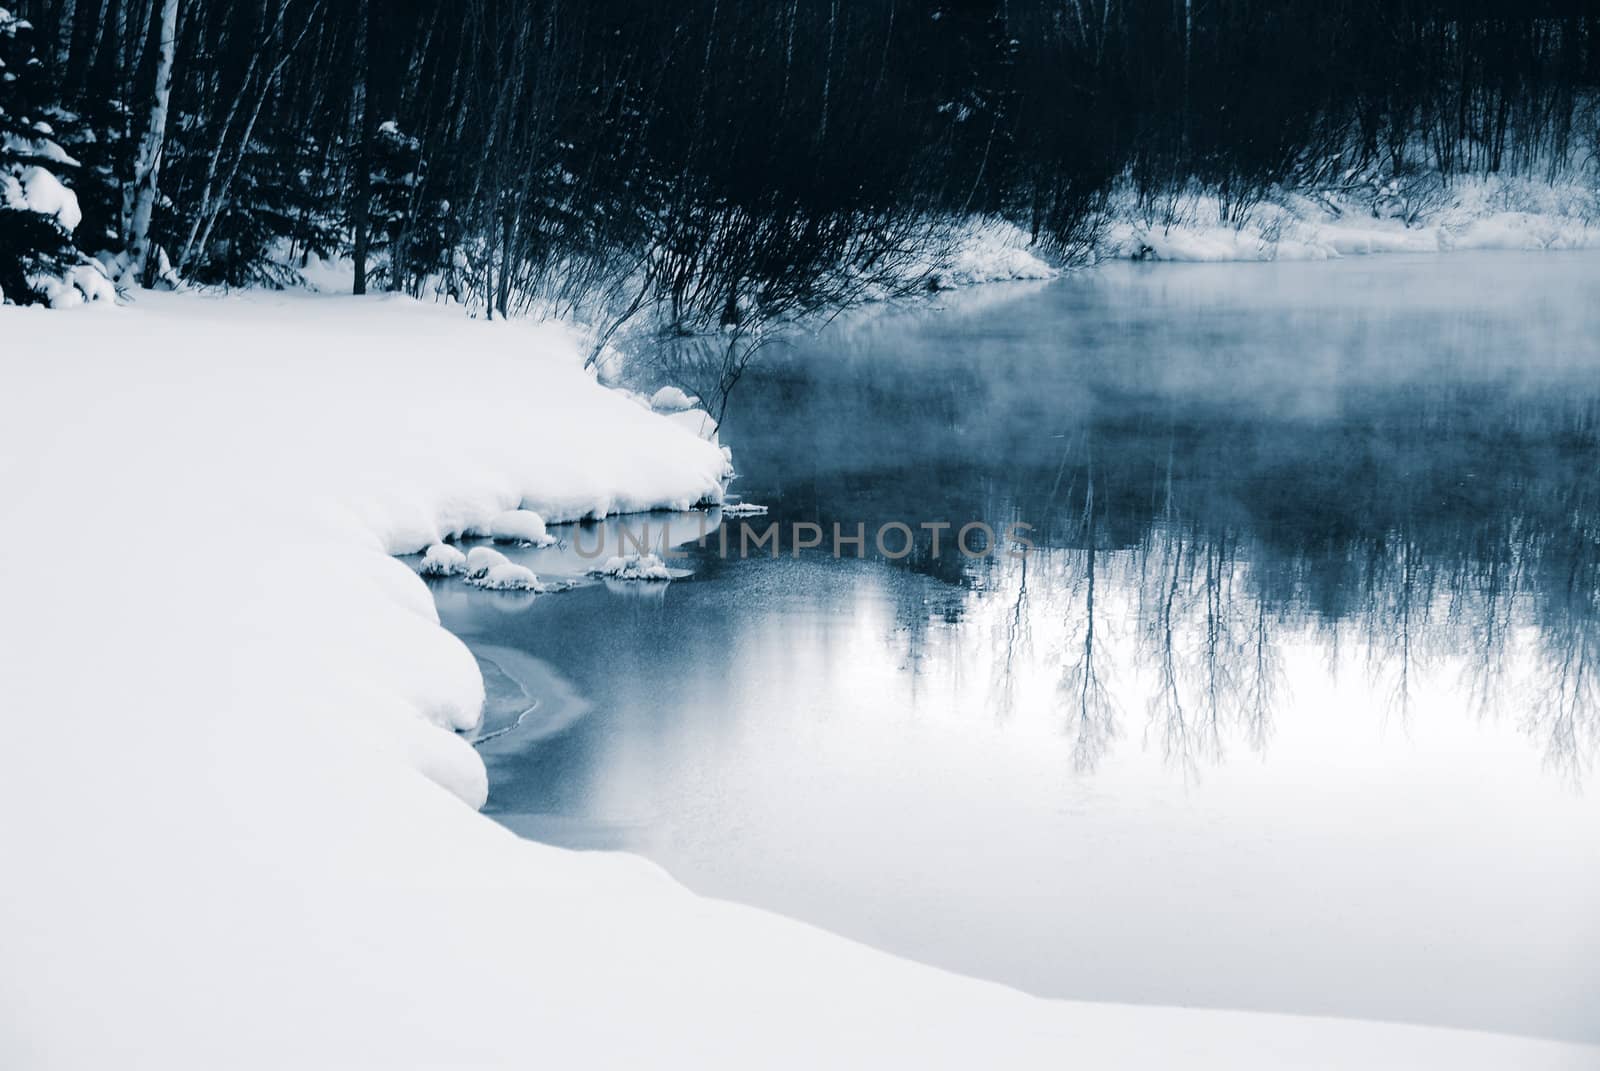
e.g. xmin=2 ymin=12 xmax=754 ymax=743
xmin=1098 ymin=173 xmax=1599 ymax=262
xmin=1 ymin=288 xmax=1596 ymax=1068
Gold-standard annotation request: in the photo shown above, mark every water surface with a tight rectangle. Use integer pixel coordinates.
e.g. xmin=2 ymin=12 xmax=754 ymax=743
xmin=429 ymin=252 xmax=1600 ymax=1043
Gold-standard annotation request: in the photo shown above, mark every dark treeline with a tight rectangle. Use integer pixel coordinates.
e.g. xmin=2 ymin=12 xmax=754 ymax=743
xmin=2 ymin=0 xmax=1598 ymax=316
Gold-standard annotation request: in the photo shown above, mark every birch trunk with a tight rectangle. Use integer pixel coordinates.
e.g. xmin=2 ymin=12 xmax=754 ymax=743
xmin=176 ymin=53 xmax=265 ymax=274
xmin=125 ymin=0 xmax=179 ymax=287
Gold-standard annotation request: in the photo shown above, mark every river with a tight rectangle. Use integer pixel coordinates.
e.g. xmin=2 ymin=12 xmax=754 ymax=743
xmin=425 ymin=250 xmax=1600 ymax=1043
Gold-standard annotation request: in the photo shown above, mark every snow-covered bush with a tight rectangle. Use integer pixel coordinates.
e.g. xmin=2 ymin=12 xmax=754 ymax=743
xmin=472 ymin=561 xmax=543 ymax=591
xmin=594 ymin=552 xmax=674 ymax=581
xmin=0 ymin=8 xmax=111 ymax=307
xmin=417 ymin=542 xmax=467 ymax=577
xmin=464 ymin=546 xmax=510 ymax=579
xmin=1368 ymin=168 xmax=1452 ymax=228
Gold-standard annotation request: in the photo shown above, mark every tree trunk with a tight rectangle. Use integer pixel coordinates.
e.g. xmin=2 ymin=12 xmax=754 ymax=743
xmin=352 ymin=0 xmax=373 ymax=295
xmin=124 ymin=0 xmax=178 ymax=287
xmin=177 ymin=51 xmax=267 ymax=274
xmin=495 ymin=209 xmax=512 ymax=318
xmin=54 ymin=0 xmax=78 ymax=79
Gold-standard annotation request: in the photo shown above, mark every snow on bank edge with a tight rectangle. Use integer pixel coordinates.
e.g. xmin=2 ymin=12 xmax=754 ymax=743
xmin=0 ymin=289 xmax=729 ymax=815
xmin=1104 ymin=175 xmax=1600 ymax=263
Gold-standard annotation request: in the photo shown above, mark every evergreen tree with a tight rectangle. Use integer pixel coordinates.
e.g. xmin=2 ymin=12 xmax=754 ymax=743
xmin=0 ymin=6 xmax=86 ymax=304
xmin=360 ymin=119 xmax=424 ymax=291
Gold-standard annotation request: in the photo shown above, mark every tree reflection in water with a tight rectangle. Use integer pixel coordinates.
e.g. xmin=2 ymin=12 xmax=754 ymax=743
xmin=854 ymin=383 xmax=1600 ymax=785
xmin=657 ymin=256 xmax=1600 ymax=787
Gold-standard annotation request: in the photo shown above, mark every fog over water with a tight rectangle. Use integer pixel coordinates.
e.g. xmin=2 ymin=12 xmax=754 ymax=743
xmin=431 ymin=251 xmax=1600 ymax=1043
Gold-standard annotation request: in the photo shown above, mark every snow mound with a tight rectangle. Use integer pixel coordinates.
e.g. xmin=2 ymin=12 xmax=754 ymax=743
xmin=471 ymin=561 xmax=543 ymax=591
xmin=417 ymin=543 xmax=467 ymax=576
xmin=595 ymin=552 xmax=675 ymax=581
xmin=721 ymin=501 xmax=769 ymax=517
xmin=940 ymin=219 xmax=1058 ymax=286
xmin=69 ymin=262 xmax=115 ymax=304
xmin=650 ymin=385 xmax=700 ymax=413
xmin=465 ymin=545 xmax=509 ymax=579
xmin=488 ymin=509 xmax=554 ymax=546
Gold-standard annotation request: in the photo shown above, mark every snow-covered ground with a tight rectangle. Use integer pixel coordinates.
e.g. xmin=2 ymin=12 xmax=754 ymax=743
xmin=2 ymin=291 xmax=1597 ymax=1070
xmin=936 ymin=217 xmax=1061 ymax=286
xmin=1103 ymin=174 xmax=1599 ymax=262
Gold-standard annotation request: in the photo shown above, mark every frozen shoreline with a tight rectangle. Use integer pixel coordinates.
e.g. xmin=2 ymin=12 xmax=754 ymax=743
xmin=1097 ymin=174 xmax=1599 ymax=263
xmin=2 ymin=288 xmax=1597 ymax=1068
xmin=947 ymin=174 xmax=1600 ymax=280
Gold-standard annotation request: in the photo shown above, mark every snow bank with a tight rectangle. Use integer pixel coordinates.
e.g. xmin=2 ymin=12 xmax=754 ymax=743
xmin=1103 ymin=176 xmax=1599 ymax=263
xmin=829 ymin=215 xmax=1057 ymax=306
xmin=487 ymin=508 xmax=554 ymax=546
xmin=938 ymin=217 xmax=1058 ymax=286
xmin=1 ymin=290 xmax=1595 ymax=1070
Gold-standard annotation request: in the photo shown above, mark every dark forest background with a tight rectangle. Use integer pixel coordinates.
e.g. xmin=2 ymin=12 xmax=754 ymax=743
xmin=2 ymin=1 xmax=1598 ymax=319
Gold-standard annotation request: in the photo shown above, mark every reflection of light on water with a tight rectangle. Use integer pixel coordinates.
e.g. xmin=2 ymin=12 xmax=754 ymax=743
xmin=585 ymin=549 xmax=1600 ymax=1040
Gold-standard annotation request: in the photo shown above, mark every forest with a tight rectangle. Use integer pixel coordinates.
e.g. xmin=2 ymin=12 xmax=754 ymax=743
xmin=2 ymin=1 xmax=1598 ymax=326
